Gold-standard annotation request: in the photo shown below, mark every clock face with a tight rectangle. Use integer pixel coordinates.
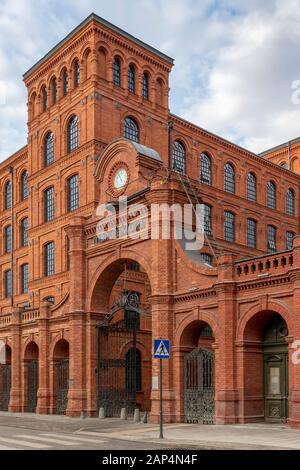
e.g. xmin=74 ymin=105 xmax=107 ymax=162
xmin=114 ymin=168 xmax=128 ymax=190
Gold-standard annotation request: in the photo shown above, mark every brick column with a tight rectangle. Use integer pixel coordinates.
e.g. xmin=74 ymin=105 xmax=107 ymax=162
xmin=215 ymin=253 xmax=239 ymax=424
xmin=36 ymin=303 xmax=50 ymax=414
xmin=9 ymin=307 xmax=22 ymax=412
xmin=65 ymin=216 xmax=87 ymax=416
xmin=288 ymin=235 xmax=300 ymax=428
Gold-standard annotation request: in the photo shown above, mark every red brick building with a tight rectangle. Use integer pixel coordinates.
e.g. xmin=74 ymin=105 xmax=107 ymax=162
xmin=1 ymin=13 xmax=300 ymax=427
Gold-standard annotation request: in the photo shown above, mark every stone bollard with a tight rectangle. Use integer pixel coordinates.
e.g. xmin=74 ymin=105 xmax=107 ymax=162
xmin=120 ymin=407 xmax=127 ymax=420
xmin=99 ymin=407 xmax=105 ymax=419
xmin=80 ymin=411 xmax=86 ymax=419
xmin=141 ymin=411 xmax=148 ymax=424
xmin=133 ymin=408 xmax=140 ymax=423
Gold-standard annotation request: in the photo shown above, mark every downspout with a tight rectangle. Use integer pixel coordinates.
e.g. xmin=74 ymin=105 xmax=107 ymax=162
xmin=8 ymin=166 xmax=14 ymax=308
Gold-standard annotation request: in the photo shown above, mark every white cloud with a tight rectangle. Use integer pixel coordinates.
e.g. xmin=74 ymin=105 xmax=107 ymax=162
xmin=1 ymin=0 xmax=300 ymax=160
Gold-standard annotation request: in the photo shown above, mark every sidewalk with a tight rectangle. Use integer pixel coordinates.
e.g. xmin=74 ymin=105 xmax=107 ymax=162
xmin=1 ymin=412 xmax=300 ymax=450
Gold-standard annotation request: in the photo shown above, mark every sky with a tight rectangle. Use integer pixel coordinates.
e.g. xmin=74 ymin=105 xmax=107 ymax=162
xmin=1 ymin=0 xmax=300 ymax=161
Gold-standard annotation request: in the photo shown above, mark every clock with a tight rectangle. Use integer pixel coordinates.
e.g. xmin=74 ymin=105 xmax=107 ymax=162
xmin=114 ymin=168 xmax=128 ymax=190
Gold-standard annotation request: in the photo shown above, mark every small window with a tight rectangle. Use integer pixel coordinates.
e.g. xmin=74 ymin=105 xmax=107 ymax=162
xmin=44 ymin=241 xmax=55 ymax=277
xmin=42 ymin=86 xmax=47 ymax=112
xmin=286 ymin=231 xmax=295 ymax=250
xmin=113 ymin=57 xmax=121 ymax=86
xmin=128 ymin=65 xmax=135 ymax=93
xmin=67 ymin=174 xmax=79 ymax=212
xmin=4 ymin=180 xmax=12 ymax=210
xmin=280 ymin=162 xmax=288 ymax=169
xmin=62 ymin=70 xmax=69 ymax=96
xmin=267 ymin=225 xmax=277 ymax=253
xmin=21 ymin=170 xmax=28 ymax=200
xmin=4 ymin=225 xmax=12 ymax=253
xmin=43 ymin=296 xmax=55 ymax=305
xmin=21 ymin=218 xmax=28 ymax=247
xmin=267 ymin=181 xmax=276 ymax=209
xmin=224 ymin=211 xmax=235 ymax=242
xmin=224 ymin=163 xmax=235 ymax=194
xmin=51 ymin=78 xmax=57 ymax=104
xmin=247 ymin=219 xmax=257 ymax=249
xmin=44 ymin=132 xmax=54 ymax=167
xmin=172 ymin=141 xmax=186 ymax=175
xmin=124 ymin=117 xmax=139 ymax=143
xmin=200 ymin=153 xmax=212 ymax=185
xmin=74 ymin=61 xmax=80 ymax=87
xmin=203 ymin=204 xmax=212 ymax=236
xmin=286 ymin=189 xmax=295 ymax=216
xmin=67 ymin=116 xmax=79 ymax=152
xmin=142 ymin=72 xmax=149 ymax=99
xmin=21 ymin=264 xmax=29 ymax=294
xmin=247 ymin=173 xmax=257 ymax=202
xmin=4 ymin=270 xmax=12 ymax=298
xmin=200 ymin=253 xmax=212 ymax=266
xmin=44 ymin=186 xmax=54 ymax=222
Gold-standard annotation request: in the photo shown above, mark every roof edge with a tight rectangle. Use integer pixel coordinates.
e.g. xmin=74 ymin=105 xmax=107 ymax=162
xmin=23 ymin=13 xmax=174 ymax=80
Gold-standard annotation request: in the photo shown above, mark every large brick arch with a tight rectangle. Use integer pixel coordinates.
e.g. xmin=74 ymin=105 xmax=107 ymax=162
xmin=174 ymin=310 xmax=220 ymax=348
xmin=87 ymin=248 xmax=153 ymax=312
xmin=236 ymin=300 xmax=294 ymax=342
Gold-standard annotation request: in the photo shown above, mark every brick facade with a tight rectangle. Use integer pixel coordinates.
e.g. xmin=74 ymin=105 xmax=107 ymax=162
xmin=1 ymin=13 xmax=300 ymax=427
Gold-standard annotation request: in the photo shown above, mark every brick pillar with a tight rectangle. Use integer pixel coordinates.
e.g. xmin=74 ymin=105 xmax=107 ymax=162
xmin=288 ymin=235 xmax=300 ymax=428
xmin=9 ymin=307 xmax=22 ymax=412
xmin=36 ymin=303 xmax=50 ymax=414
xmin=149 ymin=295 xmax=175 ymax=423
xmin=65 ymin=216 xmax=87 ymax=416
xmin=215 ymin=253 xmax=239 ymax=424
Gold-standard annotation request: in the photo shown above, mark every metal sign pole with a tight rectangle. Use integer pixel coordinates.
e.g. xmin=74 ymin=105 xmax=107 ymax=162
xmin=159 ymin=357 xmax=163 ymax=439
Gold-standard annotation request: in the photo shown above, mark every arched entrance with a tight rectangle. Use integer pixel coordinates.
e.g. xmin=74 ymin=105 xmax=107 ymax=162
xmin=0 ymin=345 xmax=11 ymax=411
xmin=53 ymin=339 xmax=69 ymax=415
xmin=263 ymin=314 xmax=289 ymax=422
xmin=241 ymin=310 xmax=289 ymax=423
xmin=92 ymin=259 xmax=152 ymax=417
xmin=180 ymin=320 xmax=215 ymax=424
xmin=24 ymin=342 xmax=39 ymax=412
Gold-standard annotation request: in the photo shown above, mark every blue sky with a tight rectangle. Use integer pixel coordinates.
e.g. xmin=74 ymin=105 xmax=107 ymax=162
xmin=1 ymin=0 xmax=300 ymax=161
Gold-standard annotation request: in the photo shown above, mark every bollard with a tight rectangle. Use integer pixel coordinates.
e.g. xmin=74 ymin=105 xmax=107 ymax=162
xmin=120 ymin=407 xmax=127 ymax=420
xmin=133 ymin=408 xmax=140 ymax=423
xmin=80 ymin=411 xmax=86 ymax=419
xmin=141 ymin=411 xmax=148 ymax=424
xmin=99 ymin=407 xmax=105 ymax=419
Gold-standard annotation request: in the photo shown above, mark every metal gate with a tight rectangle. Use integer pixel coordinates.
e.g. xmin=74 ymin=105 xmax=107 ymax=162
xmin=184 ymin=348 xmax=215 ymax=424
xmin=1 ymin=364 xmax=11 ymax=411
xmin=97 ymin=291 xmax=140 ymax=417
xmin=27 ymin=360 xmax=38 ymax=412
xmin=56 ymin=359 xmax=69 ymax=415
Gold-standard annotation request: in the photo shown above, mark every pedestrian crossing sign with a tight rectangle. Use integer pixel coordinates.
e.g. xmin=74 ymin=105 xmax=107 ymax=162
xmin=154 ymin=339 xmax=170 ymax=359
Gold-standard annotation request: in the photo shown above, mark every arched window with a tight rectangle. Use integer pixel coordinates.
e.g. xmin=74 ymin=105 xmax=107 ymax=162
xmin=124 ymin=117 xmax=139 ymax=142
xmin=224 ymin=163 xmax=235 ymax=194
xmin=62 ymin=69 xmax=68 ymax=96
xmin=113 ymin=57 xmax=121 ymax=86
xmin=172 ymin=141 xmax=186 ymax=175
xmin=44 ymin=186 xmax=54 ymax=222
xmin=280 ymin=162 xmax=288 ymax=169
xmin=200 ymin=152 xmax=212 ymax=185
xmin=128 ymin=65 xmax=135 ymax=93
xmin=286 ymin=231 xmax=295 ymax=250
xmin=125 ymin=348 xmax=141 ymax=392
xmin=43 ymin=296 xmax=55 ymax=305
xmin=142 ymin=72 xmax=149 ymax=99
xmin=203 ymin=204 xmax=212 ymax=235
xmin=4 ymin=225 xmax=12 ymax=253
xmin=67 ymin=116 xmax=79 ymax=152
xmin=21 ymin=217 xmax=28 ymax=247
xmin=41 ymin=86 xmax=47 ymax=112
xmin=267 ymin=181 xmax=276 ymax=209
xmin=224 ymin=211 xmax=235 ymax=242
xmin=21 ymin=170 xmax=28 ymax=200
xmin=247 ymin=172 xmax=257 ymax=201
xmin=51 ymin=77 xmax=57 ymax=104
xmin=286 ymin=189 xmax=295 ymax=216
xmin=4 ymin=180 xmax=12 ymax=210
xmin=44 ymin=132 xmax=54 ymax=166
xmin=44 ymin=241 xmax=55 ymax=277
xmin=4 ymin=270 xmax=12 ymax=298
xmin=67 ymin=174 xmax=79 ymax=212
xmin=74 ymin=60 xmax=80 ymax=87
